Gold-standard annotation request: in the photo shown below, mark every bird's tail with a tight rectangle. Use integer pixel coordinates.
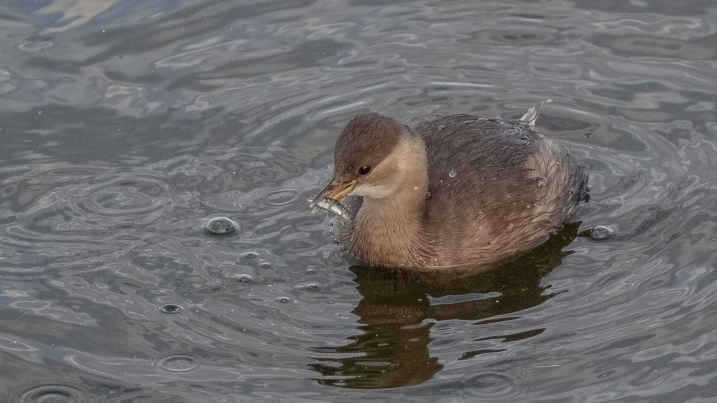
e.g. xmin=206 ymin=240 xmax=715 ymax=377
xmin=519 ymin=99 xmax=553 ymax=129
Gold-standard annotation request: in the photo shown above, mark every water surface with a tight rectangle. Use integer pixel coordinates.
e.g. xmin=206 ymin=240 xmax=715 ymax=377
xmin=1 ymin=0 xmax=717 ymax=401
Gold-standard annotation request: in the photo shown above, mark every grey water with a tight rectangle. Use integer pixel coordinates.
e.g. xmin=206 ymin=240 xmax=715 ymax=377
xmin=1 ymin=0 xmax=716 ymax=401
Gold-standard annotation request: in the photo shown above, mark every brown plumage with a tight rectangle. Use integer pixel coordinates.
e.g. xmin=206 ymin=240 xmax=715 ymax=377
xmin=311 ymin=108 xmax=588 ymax=269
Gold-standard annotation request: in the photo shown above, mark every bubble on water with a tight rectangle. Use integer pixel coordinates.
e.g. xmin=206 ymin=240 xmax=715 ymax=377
xmin=536 ymin=177 xmax=547 ymax=187
xmin=205 ymin=217 xmax=239 ymax=235
xmin=276 ymin=296 xmax=291 ymax=304
xmin=295 ymin=283 xmax=321 ymax=292
xmin=158 ymin=304 xmax=184 ymax=314
xmin=234 ymin=274 xmax=253 ymax=284
xmin=449 ymin=170 xmax=457 ymax=178
xmin=590 ymin=225 xmax=614 ymax=241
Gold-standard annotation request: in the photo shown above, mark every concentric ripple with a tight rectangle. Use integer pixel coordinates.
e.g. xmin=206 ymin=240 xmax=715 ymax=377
xmin=52 ymin=173 xmax=182 ymax=230
xmin=156 ymin=353 xmax=202 ymax=373
xmin=15 ymin=384 xmax=87 ymax=403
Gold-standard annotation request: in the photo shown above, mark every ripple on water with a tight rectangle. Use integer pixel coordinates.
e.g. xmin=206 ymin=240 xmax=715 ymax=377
xmin=432 ymin=371 xmax=525 ymax=401
xmin=58 ymin=173 xmax=181 ymax=230
xmin=2 ymin=165 xmax=184 ymax=239
xmin=2 ymin=170 xmax=165 ymax=273
xmin=15 ymin=384 xmax=87 ymax=403
xmin=156 ymin=353 xmax=202 ymax=373
xmin=264 ymin=189 xmax=300 ymax=206
xmin=158 ymin=304 xmax=184 ymax=314
xmin=590 ymin=34 xmax=717 ymax=60
xmin=2 ymin=0 xmax=717 ymax=399
xmin=461 ymin=27 xmax=557 ymax=46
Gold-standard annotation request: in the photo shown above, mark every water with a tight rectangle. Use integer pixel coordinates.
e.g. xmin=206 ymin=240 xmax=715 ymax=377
xmin=1 ymin=0 xmax=716 ymax=401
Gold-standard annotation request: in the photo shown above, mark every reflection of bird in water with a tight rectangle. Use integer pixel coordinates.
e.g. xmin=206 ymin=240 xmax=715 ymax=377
xmin=309 ymin=222 xmax=582 ymax=389
xmin=311 ymin=104 xmax=588 ymax=269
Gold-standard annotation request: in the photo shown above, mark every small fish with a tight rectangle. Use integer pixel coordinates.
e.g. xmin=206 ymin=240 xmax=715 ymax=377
xmin=309 ymin=197 xmax=351 ymax=221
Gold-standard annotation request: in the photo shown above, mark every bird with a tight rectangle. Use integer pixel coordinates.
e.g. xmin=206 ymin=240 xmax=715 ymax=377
xmin=309 ymin=104 xmax=588 ymax=270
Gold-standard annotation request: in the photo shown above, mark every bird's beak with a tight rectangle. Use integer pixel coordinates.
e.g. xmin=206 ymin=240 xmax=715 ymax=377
xmin=309 ymin=179 xmax=357 ymax=207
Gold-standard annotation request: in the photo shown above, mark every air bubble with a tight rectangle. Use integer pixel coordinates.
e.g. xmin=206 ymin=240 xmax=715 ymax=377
xmin=449 ymin=170 xmax=457 ymax=178
xmin=590 ymin=225 xmax=613 ymax=241
xmin=205 ymin=217 xmax=239 ymax=235
xmin=295 ymin=283 xmax=321 ymax=292
xmin=234 ymin=274 xmax=253 ymax=284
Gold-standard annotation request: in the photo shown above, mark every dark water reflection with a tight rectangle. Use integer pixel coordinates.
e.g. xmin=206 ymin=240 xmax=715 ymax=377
xmin=1 ymin=0 xmax=717 ymax=401
xmin=311 ymin=223 xmax=580 ymax=388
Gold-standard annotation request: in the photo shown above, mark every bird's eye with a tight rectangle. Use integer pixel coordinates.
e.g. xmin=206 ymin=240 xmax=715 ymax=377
xmin=358 ymin=165 xmax=371 ymax=175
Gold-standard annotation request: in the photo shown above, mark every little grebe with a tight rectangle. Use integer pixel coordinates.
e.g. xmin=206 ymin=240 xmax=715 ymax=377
xmin=310 ymin=105 xmax=588 ymax=269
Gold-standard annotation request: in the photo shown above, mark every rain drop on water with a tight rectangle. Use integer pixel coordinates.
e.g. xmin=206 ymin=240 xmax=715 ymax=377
xmin=158 ymin=354 xmax=201 ymax=373
xmin=17 ymin=384 xmax=87 ymax=403
xmin=449 ymin=170 xmax=457 ymax=178
xmin=158 ymin=304 xmax=184 ymax=314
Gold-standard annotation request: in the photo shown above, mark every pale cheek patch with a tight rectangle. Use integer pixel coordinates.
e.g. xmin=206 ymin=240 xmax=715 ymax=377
xmin=352 ymin=183 xmax=392 ymax=199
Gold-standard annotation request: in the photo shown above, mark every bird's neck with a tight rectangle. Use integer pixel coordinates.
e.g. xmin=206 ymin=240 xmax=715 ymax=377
xmin=351 ymin=137 xmax=430 ymax=268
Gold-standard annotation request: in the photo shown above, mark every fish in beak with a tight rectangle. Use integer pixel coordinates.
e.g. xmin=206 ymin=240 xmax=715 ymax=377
xmin=308 ymin=179 xmax=356 ymax=220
